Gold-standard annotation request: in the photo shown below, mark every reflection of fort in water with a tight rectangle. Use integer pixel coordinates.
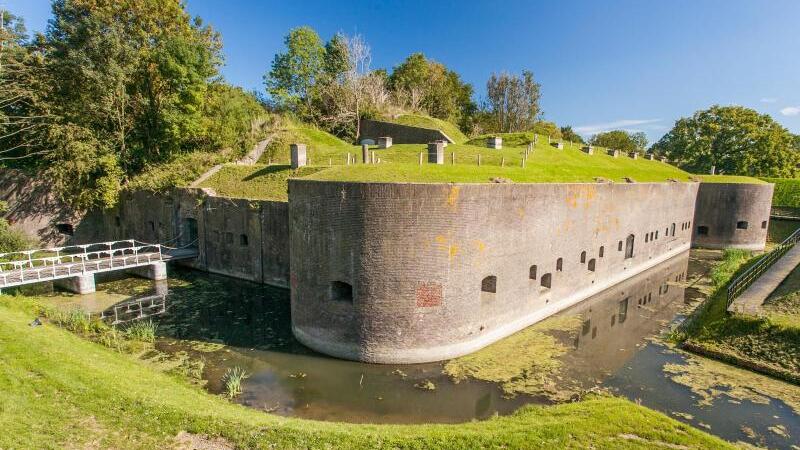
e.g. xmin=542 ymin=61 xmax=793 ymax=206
xmin=556 ymin=251 xmax=690 ymax=381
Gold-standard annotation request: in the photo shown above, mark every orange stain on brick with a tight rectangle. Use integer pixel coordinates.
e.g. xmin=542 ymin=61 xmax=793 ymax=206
xmin=474 ymin=240 xmax=486 ymax=253
xmin=446 ymin=186 xmax=461 ymax=209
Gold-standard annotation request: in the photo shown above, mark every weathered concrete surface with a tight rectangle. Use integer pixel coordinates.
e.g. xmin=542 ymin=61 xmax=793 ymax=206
xmin=728 ymin=246 xmax=800 ymax=315
xmin=359 ymin=119 xmax=454 ymax=145
xmin=288 ymin=180 xmax=699 ymax=363
xmin=127 ymin=261 xmax=168 ymax=281
xmin=692 ymin=183 xmax=774 ymax=250
xmin=54 ymin=273 xmax=96 ymax=295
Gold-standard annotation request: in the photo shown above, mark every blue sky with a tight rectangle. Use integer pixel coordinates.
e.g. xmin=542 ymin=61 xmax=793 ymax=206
xmin=6 ymin=0 xmax=800 ymax=143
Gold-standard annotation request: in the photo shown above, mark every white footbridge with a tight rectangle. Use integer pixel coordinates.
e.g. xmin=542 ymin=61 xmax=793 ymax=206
xmin=0 ymin=239 xmax=197 ymax=294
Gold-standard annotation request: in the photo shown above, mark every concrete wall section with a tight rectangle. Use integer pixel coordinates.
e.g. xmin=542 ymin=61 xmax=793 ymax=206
xmin=359 ymin=119 xmax=453 ymax=145
xmin=692 ymin=183 xmax=774 ymax=250
xmin=288 ymin=180 xmax=699 ymax=363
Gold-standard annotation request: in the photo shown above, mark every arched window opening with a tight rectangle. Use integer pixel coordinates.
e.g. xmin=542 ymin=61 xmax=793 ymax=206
xmin=762 ymin=220 xmax=768 ymax=229
xmin=655 ymin=231 xmax=659 ymax=239
xmin=588 ymin=258 xmax=596 ymax=272
xmin=556 ymin=258 xmax=563 ymax=272
xmin=115 ymin=216 xmax=121 ymax=227
xmin=540 ymin=273 xmax=552 ymax=289
xmin=580 ymin=251 xmax=587 ymax=263
xmin=599 ymin=246 xmax=605 ymax=258
xmin=481 ymin=276 xmax=497 ymax=293
xmin=671 ymin=223 xmax=676 ymax=236
xmin=618 ymin=240 xmax=623 ymax=251
xmin=697 ymin=226 xmax=709 ymax=236
xmin=645 ymin=233 xmax=649 ymax=243
xmin=239 ymin=234 xmax=249 ymax=246
xmin=737 ymin=221 xmax=749 ymax=230
xmin=625 ymin=234 xmax=635 ymax=259
xmin=56 ymin=223 xmax=74 ymax=236
xmin=529 ymin=265 xmax=537 ymax=280
xmin=330 ymin=281 xmax=353 ymax=302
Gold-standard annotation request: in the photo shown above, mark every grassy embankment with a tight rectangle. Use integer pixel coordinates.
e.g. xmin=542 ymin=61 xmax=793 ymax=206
xmin=0 ymin=295 xmax=731 ymax=449
xmin=676 ymin=248 xmax=800 ymax=384
xmin=760 ymin=177 xmax=800 ymax=213
xmin=381 ymin=113 xmax=469 ymax=144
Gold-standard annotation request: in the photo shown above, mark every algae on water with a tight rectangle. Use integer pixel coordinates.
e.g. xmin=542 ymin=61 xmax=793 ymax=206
xmin=443 ymin=314 xmax=582 ymax=400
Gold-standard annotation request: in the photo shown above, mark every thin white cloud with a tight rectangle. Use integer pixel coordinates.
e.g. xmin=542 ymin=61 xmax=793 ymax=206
xmin=780 ymin=106 xmax=800 ymax=116
xmin=760 ymin=97 xmax=778 ymax=103
xmin=574 ymin=119 xmax=662 ymax=136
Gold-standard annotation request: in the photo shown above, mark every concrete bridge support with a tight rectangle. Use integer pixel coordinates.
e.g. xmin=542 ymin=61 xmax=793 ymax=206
xmin=126 ymin=261 xmax=168 ymax=281
xmin=54 ymin=273 xmax=96 ymax=295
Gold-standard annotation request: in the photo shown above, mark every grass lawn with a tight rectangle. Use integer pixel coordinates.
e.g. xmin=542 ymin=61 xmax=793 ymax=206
xmin=678 ymin=249 xmax=800 ymax=383
xmin=0 ymin=295 xmax=732 ymax=449
xmin=197 ymin=164 xmax=325 ymax=201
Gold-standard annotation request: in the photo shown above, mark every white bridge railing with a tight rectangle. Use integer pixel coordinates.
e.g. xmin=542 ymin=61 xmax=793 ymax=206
xmin=0 ymin=240 xmax=166 ymax=288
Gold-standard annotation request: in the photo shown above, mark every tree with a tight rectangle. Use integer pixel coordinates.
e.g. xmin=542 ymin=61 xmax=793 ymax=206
xmin=388 ymin=53 xmax=475 ymax=129
xmin=590 ymin=130 xmax=646 ymax=153
xmin=652 ymin=105 xmax=799 ymax=177
xmin=560 ymin=126 xmax=584 ymax=144
xmin=484 ymin=70 xmax=541 ymax=132
xmin=264 ymin=26 xmax=325 ymax=114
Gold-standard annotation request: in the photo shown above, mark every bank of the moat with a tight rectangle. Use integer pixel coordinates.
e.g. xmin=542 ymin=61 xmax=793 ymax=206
xmin=24 ymin=218 xmax=800 ymax=449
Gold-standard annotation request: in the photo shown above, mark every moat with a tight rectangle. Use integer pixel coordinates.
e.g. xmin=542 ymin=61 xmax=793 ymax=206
xmin=29 ymin=219 xmax=800 ymax=448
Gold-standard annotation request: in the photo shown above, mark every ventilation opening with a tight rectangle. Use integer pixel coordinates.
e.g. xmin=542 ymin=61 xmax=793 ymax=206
xmin=655 ymin=231 xmax=659 ymax=239
xmin=239 ymin=234 xmax=249 ymax=246
xmin=625 ymin=234 xmax=635 ymax=259
xmin=645 ymin=233 xmax=649 ymax=243
xmin=481 ymin=276 xmax=497 ymax=294
xmin=529 ymin=265 xmax=537 ymax=280
xmin=580 ymin=251 xmax=586 ymax=263
xmin=588 ymin=258 xmax=596 ymax=272
xmin=556 ymin=258 xmax=563 ymax=272
xmin=618 ymin=240 xmax=623 ymax=251
xmin=737 ymin=221 xmax=749 ymax=230
xmin=55 ymin=223 xmax=74 ymax=236
xmin=671 ymin=223 xmax=676 ymax=236
xmin=599 ymin=246 xmax=604 ymax=258
xmin=114 ymin=216 xmax=121 ymax=227
xmin=330 ymin=281 xmax=353 ymax=302
xmin=762 ymin=220 xmax=768 ymax=229
xmin=540 ymin=273 xmax=552 ymax=289
xmin=697 ymin=225 xmax=709 ymax=236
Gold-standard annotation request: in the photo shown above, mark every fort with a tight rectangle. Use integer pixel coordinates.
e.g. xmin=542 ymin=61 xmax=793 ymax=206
xmin=0 ymin=123 xmax=775 ymax=364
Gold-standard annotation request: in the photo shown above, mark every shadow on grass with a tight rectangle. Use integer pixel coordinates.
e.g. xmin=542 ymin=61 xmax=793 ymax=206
xmin=242 ymin=164 xmax=292 ymax=181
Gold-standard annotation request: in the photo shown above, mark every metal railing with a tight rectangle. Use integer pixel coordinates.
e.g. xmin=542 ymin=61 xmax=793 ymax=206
xmin=0 ymin=240 xmax=165 ymax=288
xmin=727 ymin=227 xmax=800 ymax=308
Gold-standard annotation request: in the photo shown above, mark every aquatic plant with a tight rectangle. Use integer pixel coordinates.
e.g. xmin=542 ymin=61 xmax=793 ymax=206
xmin=414 ymin=380 xmax=436 ymax=391
xmin=124 ymin=319 xmax=158 ymax=342
xmin=222 ymin=366 xmax=249 ymax=398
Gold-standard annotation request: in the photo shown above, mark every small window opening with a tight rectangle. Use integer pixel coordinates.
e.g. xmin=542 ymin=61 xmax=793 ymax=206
xmin=655 ymin=231 xmax=659 ymax=239
xmin=56 ymin=223 xmax=74 ymax=236
xmin=588 ymin=258 xmax=596 ymax=272
xmin=599 ymin=246 xmax=604 ymax=258
xmin=540 ymin=273 xmax=552 ymax=289
xmin=224 ymin=232 xmax=233 ymax=244
xmin=645 ymin=233 xmax=649 ymax=243
xmin=762 ymin=220 xmax=768 ymax=229
xmin=671 ymin=223 xmax=676 ymax=236
xmin=330 ymin=281 xmax=353 ymax=302
xmin=580 ymin=251 xmax=587 ymax=263
xmin=239 ymin=234 xmax=249 ymax=246
xmin=148 ymin=221 xmax=155 ymax=231
xmin=481 ymin=276 xmax=497 ymax=293
xmin=529 ymin=265 xmax=537 ymax=280
xmin=619 ymin=298 xmax=628 ymax=323
xmin=697 ymin=226 xmax=709 ymax=236
xmin=115 ymin=216 xmax=121 ymax=227
xmin=625 ymin=234 xmax=635 ymax=259
xmin=582 ymin=320 xmax=591 ymax=335
xmin=556 ymin=258 xmax=563 ymax=272
xmin=618 ymin=240 xmax=623 ymax=251
xmin=737 ymin=221 xmax=749 ymax=230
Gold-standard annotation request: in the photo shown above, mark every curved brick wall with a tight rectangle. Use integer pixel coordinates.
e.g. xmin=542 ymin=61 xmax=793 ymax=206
xmin=692 ymin=183 xmax=774 ymax=250
xmin=288 ymin=180 xmax=700 ymax=363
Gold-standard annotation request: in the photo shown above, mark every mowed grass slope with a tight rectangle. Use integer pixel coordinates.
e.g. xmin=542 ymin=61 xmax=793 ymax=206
xmin=0 ymin=296 xmax=731 ymax=449
xmin=198 ymin=165 xmax=325 ymax=201
xmin=384 ymin=113 xmax=469 ymax=144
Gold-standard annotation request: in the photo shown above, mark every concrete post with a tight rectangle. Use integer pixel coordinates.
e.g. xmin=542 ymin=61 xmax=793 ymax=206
xmin=54 ymin=273 xmax=96 ymax=295
xmin=582 ymin=146 xmax=594 ymax=155
xmin=629 ymin=152 xmax=638 ymax=160
xmin=378 ymin=136 xmax=393 ymax=149
xmin=486 ymin=137 xmax=502 ymax=149
xmin=710 ymin=165 xmax=716 ymax=175
xmin=127 ymin=261 xmax=167 ymax=281
xmin=552 ymin=142 xmax=564 ymax=150
xmin=361 ymin=144 xmax=369 ymax=164
xmin=607 ymin=149 xmax=618 ymax=158
xmin=290 ymin=144 xmax=307 ymax=169
xmin=647 ymin=153 xmax=655 ymax=160
xmin=428 ymin=142 xmax=445 ymax=164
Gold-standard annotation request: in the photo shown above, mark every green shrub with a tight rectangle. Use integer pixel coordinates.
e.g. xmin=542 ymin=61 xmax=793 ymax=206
xmin=761 ymin=177 xmax=800 ymax=208
xmin=711 ymin=249 xmax=752 ymax=288
xmin=123 ymin=320 xmax=158 ymax=342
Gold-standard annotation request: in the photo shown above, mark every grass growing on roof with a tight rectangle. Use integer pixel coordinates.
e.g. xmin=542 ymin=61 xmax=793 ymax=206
xmin=0 ymin=294 xmax=732 ymax=449
xmin=198 ymin=164 xmax=325 ymax=201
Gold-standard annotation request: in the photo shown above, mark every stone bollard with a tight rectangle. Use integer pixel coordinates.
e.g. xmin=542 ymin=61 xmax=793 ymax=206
xmin=660 ymin=156 xmax=668 ymax=163
xmin=582 ymin=146 xmax=594 ymax=155
xmin=487 ymin=136 xmax=502 ymax=149
xmin=478 ymin=154 xmax=482 ymax=166
xmin=290 ymin=143 xmax=307 ymax=169
xmin=710 ymin=165 xmax=716 ymax=175
xmin=552 ymin=142 xmax=564 ymax=150
xmin=378 ymin=136 xmax=393 ymax=149
xmin=361 ymin=144 xmax=369 ymax=164
xmin=647 ymin=153 xmax=655 ymax=160
xmin=428 ymin=142 xmax=445 ymax=164
xmin=629 ymin=152 xmax=638 ymax=160
xmin=607 ymin=149 xmax=618 ymax=158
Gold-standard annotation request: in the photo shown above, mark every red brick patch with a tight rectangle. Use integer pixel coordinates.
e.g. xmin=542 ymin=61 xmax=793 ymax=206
xmin=416 ymin=282 xmax=443 ymax=307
